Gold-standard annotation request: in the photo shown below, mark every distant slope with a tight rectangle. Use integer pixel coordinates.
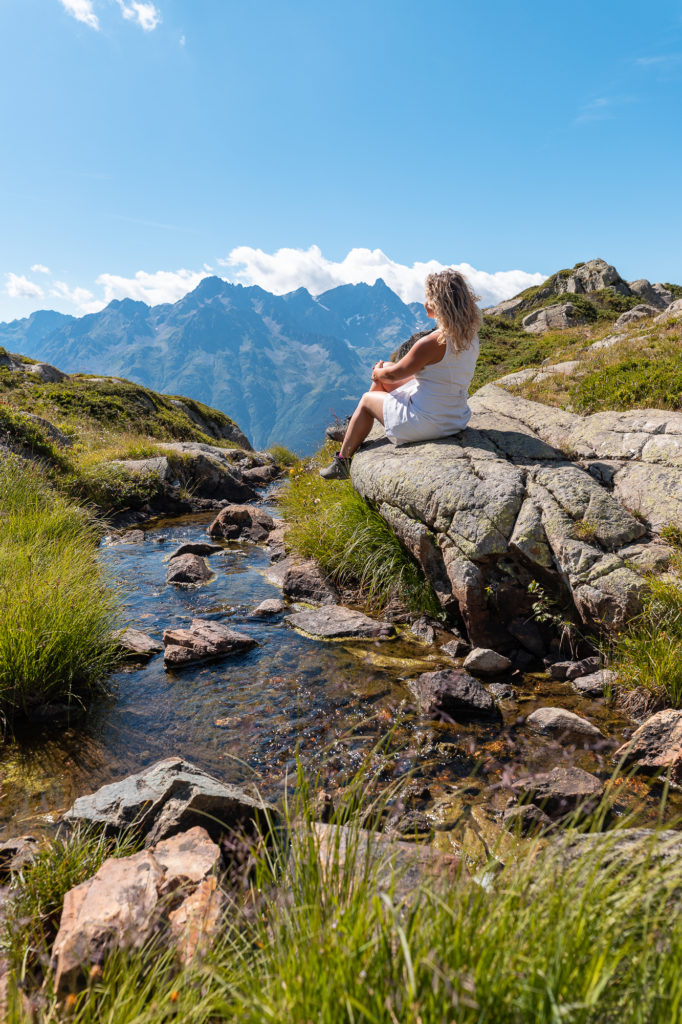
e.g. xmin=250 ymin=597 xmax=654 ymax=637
xmin=0 ymin=278 xmax=428 ymax=451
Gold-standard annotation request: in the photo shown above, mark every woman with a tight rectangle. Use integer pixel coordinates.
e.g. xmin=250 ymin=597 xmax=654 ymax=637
xmin=320 ymin=268 xmax=482 ymax=479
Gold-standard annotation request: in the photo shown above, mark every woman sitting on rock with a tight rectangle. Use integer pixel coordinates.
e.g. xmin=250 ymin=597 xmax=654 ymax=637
xmin=320 ymin=268 xmax=482 ymax=479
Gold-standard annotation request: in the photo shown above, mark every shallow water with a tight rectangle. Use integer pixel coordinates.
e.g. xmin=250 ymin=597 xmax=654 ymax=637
xmin=1 ymin=509 xmax=678 ymax=841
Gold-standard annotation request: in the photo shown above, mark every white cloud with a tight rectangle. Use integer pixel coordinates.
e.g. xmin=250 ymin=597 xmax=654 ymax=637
xmin=31 ymin=264 xmax=51 ymax=275
xmin=5 ymin=273 xmax=44 ymax=300
xmin=636 ymin=54 xmax=682 ymax=67
xmin=179 ymin=34 xmax=186 ymax=46
xmin=58 ymin=0 xmax=100 ymax=30
xmin=4 ymin=248 xmax=546 ymax=317
xmin=50 ymin=280 xmax=99 ymax=314
xmin=219 ymin=246 xmax=546 ymax=307
xmin=95 ymin=267 xmax=206 ymax=306
xmin=115 ymin=0 xmax=161 ymax=31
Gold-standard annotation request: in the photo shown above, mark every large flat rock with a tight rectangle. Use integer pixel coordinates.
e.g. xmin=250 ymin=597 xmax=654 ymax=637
xmin=163 ymin=618 xmax=256 ymax=667
xmin=351 ymin=384 xmax=680 ymax=645
xmin=286 ymin=605 xmax=394 ymax=640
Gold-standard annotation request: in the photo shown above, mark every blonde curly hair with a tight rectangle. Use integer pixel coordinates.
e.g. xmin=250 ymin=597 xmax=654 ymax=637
xmin=425 ymin=269 xmax=482 ymax=351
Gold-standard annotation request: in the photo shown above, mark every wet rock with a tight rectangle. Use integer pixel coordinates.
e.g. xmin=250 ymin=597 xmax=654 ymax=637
xmin=166 ymin=552 xmax=213 ymax=585
xmin=116 ymin=628 xmax=163 ymax=660
xmin=406 ymin=669 xmax=499 ymax=720
xmin=208 ymin=504 xmax=275 ymax=542
xmin=502 ymin=804 xmax=552 ymax=836
xmin=409 ymin=616 xmax=437 ymax=644
xmin=508 ymin=617 xmax=544 ymax=657
xmin=488 ymin=682 xmax=516 ymax=700
xmin=51 ymin=827 xmax=223 ymax=991
xmin=282 ymin=561 xmax=339 ymax=605
xmin=463 ymin=648 xmax=512 ymax=676
xmin=252 ymin=598 xmax=285 ymax=616
xmin=441 ymin=637 xmax=471 ymax=658
xmin=241 ymin=464 xmax=279 ymax=488
xmin=163 ymin=619 xmax=256 ymax=668
xmin=515 ymin=766 xmax=604 ymax=819
xmin=548 ymin=659 xmax=579 ymax=680
xmin=526 ymin=707 xmax=604 ymax=739
xmin=0 ymin=836 xmax=38 ymax=877
xmin=614 ymin=710 xmax=682 ymax=784
xmin=123 ymin=529 xmax=145 ymax=543
xmin=566 ymin=656 xmax=600 ymax=680
xmin=572 ymin=669 xmax=617 ymax=697
xmin=169 ymin=542 xmax=223 ymax=559
xmin=63 ymin=756 xmax=275 ymax=844
xmin=286 ymin=605 xmax=394 ymax=640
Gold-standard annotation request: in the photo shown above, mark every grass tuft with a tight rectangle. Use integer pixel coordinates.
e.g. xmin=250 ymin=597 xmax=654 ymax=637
xmin=606 ymin=567 xmax=682 ymax=707
xmin=0 ymin=454 xmax=121 ymax=719
xmin=280 ymin=445 xmax=441 ymax=615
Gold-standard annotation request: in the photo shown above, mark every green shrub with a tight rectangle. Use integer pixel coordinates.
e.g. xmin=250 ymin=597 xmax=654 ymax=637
xmin=280 ymin=448 xmax=440 ymax=615
xmin=570 ymin=353 xmax=682 ymax=414
xmin=0 ymin=405 xmax=71 ymax=470
xmin=661 ymin=524 xmax=682 ymax=550
xmin=0 ymin=455 xmax=121 ymax=718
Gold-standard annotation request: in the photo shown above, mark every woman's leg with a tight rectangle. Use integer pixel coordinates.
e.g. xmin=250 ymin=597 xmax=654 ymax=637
xmin=339 ymin=391 xmax=386 ymax=458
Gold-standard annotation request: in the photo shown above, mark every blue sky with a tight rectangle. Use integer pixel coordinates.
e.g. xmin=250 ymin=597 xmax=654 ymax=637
xmin=1 ymin=0 xmax=681 ymax=320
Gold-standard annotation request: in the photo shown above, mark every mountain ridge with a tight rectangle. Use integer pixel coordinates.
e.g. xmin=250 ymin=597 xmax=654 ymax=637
xmin=0 ymin=277 xmax=428 ymax=451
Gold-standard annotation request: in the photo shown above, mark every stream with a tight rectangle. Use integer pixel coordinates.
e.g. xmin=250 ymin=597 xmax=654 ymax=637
xmin=2 ymin=500 xmax=678 ymax=845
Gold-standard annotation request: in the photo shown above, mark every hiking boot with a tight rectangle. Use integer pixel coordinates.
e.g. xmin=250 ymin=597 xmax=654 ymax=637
xmin=319 ymin=454 xmax=352 ymax=480
xmin=325 ymin=416 xmax=351 ymax=443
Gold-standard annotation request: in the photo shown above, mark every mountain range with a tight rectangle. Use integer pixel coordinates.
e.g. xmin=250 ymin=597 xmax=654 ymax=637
xmin=0 ymin=278 xmax=428 ymax=451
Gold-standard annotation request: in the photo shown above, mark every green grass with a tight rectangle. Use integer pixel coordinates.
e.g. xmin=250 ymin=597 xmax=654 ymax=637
xmin=606 ymin=568 xmax=682 ymax=707
xmin=0 ymin=454 xmax=121 ymax=720
xmin=2 ymin=824 xmax=140 ymax=988
xmin=268 ymin=443 xmax=301 ymax=468
xmin=280 ymin=445 xmax=441 ymax=615
xmin=570 ymin=347 xmax=682 ymax=414
xmin=6 ymin=771 xmax=682 ymax=1022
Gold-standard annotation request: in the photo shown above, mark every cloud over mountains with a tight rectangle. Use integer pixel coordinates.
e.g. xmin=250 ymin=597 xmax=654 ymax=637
xmin=3 ymin=247 xmax=546 ymax=319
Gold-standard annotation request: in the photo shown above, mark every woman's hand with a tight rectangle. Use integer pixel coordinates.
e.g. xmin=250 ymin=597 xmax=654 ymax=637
xmin=371 ymin=360 xmax=388 ymax=383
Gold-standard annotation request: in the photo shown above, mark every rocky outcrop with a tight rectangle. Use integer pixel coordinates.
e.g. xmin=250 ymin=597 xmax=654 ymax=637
xmin=654 ymin=298 xmax=682 ymax=323
xmin=51 ymin=827 xmax=225 ymax=991
xmin=628 ymin=280 xmax=673 ymax=310
xmin=522 ymin=302 xmax=590 ymax=334
xmin=63 ymin=757 xmax=274 ymax=844
xmin=554 ymin=259 xmax=628 ymax=296
xmin=613 ymin=304 xmax=659 ymax=328
xmin=351 ymin=384 xmax=680 ymax=648
xmin=163 ymin=619 xmax=256 ymax=668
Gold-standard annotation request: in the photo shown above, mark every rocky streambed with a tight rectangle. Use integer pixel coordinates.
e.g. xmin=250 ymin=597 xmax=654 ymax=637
xmin=2 ymin=492 xmax=680 ymax=857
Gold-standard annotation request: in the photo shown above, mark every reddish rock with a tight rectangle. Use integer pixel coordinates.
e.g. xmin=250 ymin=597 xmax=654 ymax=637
xmin=615 ymin=710 xmax=682 ymax=784
xmin=51 ymin=827 xmax=221 ymax=991
xmin=163 ymin=619 xmax=256 ymax=668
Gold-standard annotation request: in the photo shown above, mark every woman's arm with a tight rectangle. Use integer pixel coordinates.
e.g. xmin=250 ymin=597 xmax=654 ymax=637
xmin=372 ymin=331 xmax=443 ymax=385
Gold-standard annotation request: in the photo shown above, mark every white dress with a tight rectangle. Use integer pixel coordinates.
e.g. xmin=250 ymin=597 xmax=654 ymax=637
xmin=382 ymin=334 xmax=480 ymax=446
